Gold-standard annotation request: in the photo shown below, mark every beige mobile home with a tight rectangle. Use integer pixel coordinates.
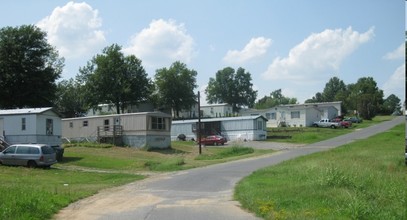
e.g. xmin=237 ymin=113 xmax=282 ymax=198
xmin=62 ymin=112 xmax=172 ymax=149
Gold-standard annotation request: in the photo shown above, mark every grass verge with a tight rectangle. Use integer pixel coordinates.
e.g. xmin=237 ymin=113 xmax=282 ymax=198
xmin=235 ymin=123 xmax=406 ymax=219
xmin=57 ymin=141 xmax=270 ymax=172
xmin=0 ymin=167 xmax=143 ymax=220
xmin=267 ymin=115 xmax=395 ymax=144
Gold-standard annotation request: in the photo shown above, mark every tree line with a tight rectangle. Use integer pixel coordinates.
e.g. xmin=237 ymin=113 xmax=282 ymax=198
xmin=0 ymin=25 xmax=257 ymax=118
xmin=304 ymin=76 xmax=401 ymax=120
xmin=0 ymin=25 xmax=403 ymax=120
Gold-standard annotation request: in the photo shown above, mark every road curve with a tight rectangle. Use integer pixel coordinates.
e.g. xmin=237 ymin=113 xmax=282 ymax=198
xmin=55 ymin=116 xmax=404 ymax=220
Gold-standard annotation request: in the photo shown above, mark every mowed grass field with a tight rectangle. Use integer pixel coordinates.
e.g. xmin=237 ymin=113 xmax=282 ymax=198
xmin=0 ymin=142 xmax=269 ymax=220
xmin=235 ymin=123 xmax=406 ymax=219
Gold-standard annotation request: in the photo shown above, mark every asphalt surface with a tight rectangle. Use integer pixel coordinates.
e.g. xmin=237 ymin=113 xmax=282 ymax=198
xmin=55 ymin=116 xmax=404 ymax=220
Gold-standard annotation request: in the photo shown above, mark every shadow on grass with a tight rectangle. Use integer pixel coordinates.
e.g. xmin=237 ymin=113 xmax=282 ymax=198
xmin=58 ymin=157 xmax=82 ymax=164
xmin=147 ymin=147 xmax=188 ymax=155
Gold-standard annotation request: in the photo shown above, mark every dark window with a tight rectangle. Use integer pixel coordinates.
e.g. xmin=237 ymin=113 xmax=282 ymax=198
xmin=291 ymin=111 xmax=300 ymax=119
xmin=4 ymin=146 xmax=16 ymax=154
xmin=151 ymin=117 xmax=166 ymax=130
xmin=83 ymin=121 xmax=88 ymax=127
xmin=21 ymin=118 xmax=26 ymax=130
xmin=41 ymin=146 xmax=54 ymax=154
xmin=16 ymin=146 xmax=30 ymax=154
xmin=69 ymin=122 xmax=73 ymax=128
xmin=104 ymin=119 xmax=109 ymax=131
xmin=46 ymin=119 xmax=53 ymax=135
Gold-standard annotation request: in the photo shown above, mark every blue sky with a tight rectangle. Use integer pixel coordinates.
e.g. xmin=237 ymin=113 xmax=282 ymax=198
xmin=1 ymin=0 xmax=405 ymax=105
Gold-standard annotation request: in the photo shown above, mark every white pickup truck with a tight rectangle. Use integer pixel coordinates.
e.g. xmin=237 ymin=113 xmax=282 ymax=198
xmin=312 ymin=119 xmax=340 ymax=128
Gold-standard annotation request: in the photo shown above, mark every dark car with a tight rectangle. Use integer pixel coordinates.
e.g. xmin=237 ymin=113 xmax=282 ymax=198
xmin=344 ymin=117 xmax=363 ymax=123
xmin=51 ymin=145 xmax=64 ymax=161
xmin=199 ymin=135 xmax=227 ymax=146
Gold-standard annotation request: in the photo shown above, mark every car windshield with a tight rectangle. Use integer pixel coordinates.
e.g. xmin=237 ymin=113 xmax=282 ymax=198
xmin=41 ymin=146 xmax=54 ymax=154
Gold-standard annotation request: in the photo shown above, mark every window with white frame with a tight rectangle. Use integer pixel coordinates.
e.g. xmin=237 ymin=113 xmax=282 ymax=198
xmin=291 ymin=111 xmax=300 ymax=119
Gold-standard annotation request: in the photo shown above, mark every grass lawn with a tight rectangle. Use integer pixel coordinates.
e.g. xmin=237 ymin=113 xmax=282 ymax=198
xmin=0 ymin=167 xmax=143 ymax=220
xmin=235 ymin=123 xmax=406 ymax=219
xmin=267 ymin=115 xmax=395 ymax=144
xmin=57 ymin=141 xmax=273 ymax=172
xmin=0 ymin=142 xmax=270 ymax=220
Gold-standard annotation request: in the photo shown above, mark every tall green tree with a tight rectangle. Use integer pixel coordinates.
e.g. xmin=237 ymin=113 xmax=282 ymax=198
xmin=78 ymin=44 xmax=152 ymax=114
xmin=54 ymin=79 xmax=87 ymax=118
xmin=206 ymin=67 xmax=257 ymax=112
xmin=154 ymin=61 xmax=198 ymax=117
xmin=348 ymin=77 xmax=383 ymax=120
xmin=305 ymin=92 xmax=324 ymax=103
xmin=322 ymin=77 xmax=347 ymax=102
xmin=380 ymin=94 xmax=401 ymax=115
xmin=0 ymin=25 xmax=64 ymax=108
xmin=255 ymin=89 xmax=297 ymax=109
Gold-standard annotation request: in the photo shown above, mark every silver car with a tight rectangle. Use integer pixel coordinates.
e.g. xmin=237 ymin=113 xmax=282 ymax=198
xmin=0 ymin=144 xmax=57 ymax=168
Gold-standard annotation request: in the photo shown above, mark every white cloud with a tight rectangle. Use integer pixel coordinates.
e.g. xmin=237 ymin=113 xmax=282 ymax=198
xmin=382 ymin=63 xmax=405 ymax=99
xmin=123 ymin=19 xmax=196 ymax=69
xmin=223 ymin=37 xmax=271 ymax=64
xmin=383 ymin=43 xmax=405 ymax=60
xmin=262 ymin=27 xmax=375 ymax=82
xmin=36 ymin=1 xmax=106 ymax=59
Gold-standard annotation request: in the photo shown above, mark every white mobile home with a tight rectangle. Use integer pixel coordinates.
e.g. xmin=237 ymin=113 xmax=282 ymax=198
xmin=62 ymin=112 xmax=172 ymax=149
xmin=0 ymin=108 xmax=62 ymax=147
xmin=265 ymin=105 xmax=322 ymax=127
xmin=241 ymin=102 xmax=341 ymax=127
xmin=171 ymin=115 xmax=268 ymax=142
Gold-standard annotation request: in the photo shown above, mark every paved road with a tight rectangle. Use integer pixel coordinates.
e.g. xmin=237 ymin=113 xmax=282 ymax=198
xmin=55 ymin=116 xmax=404 ymax=220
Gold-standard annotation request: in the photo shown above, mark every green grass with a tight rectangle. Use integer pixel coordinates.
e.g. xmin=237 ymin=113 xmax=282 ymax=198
xmin=235 ymin=123 xmax=406 ymax=219
xmin=267 ymin=115 xmax=395 ymax=144
xmin=57 ymin=141 xmax=270 ymax=172
xmin=195 ymin=146 xmax=255 ymax=160
xmin=0 ymin=167 xmax=143 ymax=220
xmin=0 ymin=141 xmax=266 ymax=220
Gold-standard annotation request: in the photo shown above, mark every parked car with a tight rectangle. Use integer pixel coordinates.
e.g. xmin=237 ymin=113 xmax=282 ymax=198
xmin=332 ymin=118 xmax=352 ymax=128
xmin=198 ymin=135 xmax=227 ymax=146
xmin=344 ymin=117 xmax=363 ymax=123
xmin=312 ymin=119 xmax=341 ymax=128
xmin=0 ymin=144 xmax=58 ymax=168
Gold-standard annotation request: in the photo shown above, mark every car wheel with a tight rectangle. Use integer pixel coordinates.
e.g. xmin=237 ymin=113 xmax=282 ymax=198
xmin=214 ymin=142 xmax=218 ymax=146
xmin=27 ymin=160 xmax=37 ymax=168
xmin=331 ymin=125 xmax=336 ymax=129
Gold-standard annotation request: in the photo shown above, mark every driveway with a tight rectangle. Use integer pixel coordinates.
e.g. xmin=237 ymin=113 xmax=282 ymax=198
xmin=55 ymin=116 xmax=404 ymax=220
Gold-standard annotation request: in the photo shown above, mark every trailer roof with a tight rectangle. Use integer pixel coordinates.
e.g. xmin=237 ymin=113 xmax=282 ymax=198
xmin=0 ymin=107 xmax=54 ymax=116
xmin=172 ymin=115 xmax=267 ymax=124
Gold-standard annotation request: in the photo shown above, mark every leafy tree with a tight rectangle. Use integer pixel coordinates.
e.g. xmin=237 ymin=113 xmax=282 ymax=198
xmin=206 ymin=67 xmax=257 ymax=112
xmin=255 ymin=89 xmax=297 ymax=109
xmin=305 ymin=92 xmax=324 ymax=103
xmin=54 ymin=79 xmax=87 ymax=118
xmin=78 ymin=44 xmax=152 ymax=114
xmin=0 ymin=25 xmax=64 ymax=108
xmin=322 ymin=77 xmax=347 ymax=102
xmin=347 ymin=77 xmax=383 ymax=120
xmin=380 ymin=94 xmax=401 ymax=115
xmin=154 ymin=61 xmax=198 ymax=117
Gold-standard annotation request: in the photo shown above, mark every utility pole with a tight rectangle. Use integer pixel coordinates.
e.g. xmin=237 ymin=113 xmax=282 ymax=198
xmin=198 ymin=91 xmax=202 ymax=154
